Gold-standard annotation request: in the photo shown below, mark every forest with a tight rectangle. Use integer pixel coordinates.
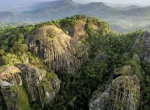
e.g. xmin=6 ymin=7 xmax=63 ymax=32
xmin=0 ymin=15 xmax=150 ymax=110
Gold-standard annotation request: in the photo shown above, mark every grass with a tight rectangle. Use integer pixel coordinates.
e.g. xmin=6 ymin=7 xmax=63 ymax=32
xmin=10 ymin=85 xmax=31 ymax=110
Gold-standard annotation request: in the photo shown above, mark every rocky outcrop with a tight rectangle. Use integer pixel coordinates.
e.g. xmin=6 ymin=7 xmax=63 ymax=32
xmin=0 ymin=82 xmax=19 ymax=110
xmin=26 ymin=25 xmax=88 ymax=74
xmin=0 ymin=66 xmax=22 ymax=85
xmin=0 ymin=66 xmax=21 ymax=110
xmin=70 ymin=18 xmax=86 ymax=40
xmin=110 ymin=75 xmax=140 ymax=110
xmin=89 ymin=80 xmax=112 ymax=110
xmin=16 ymin=64 xmax=61 ymax=106
xmin=0 ymin=64 xmax=61 ymax=109
xmin=89 ymin=65 xmax=140 ymax=110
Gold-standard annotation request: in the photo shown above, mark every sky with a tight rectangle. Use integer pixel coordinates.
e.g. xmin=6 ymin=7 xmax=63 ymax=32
xmin=0 ymin=0 xmax=55 ymax=11
xmin=0 ymin=0 xmax=54 ymax=4
xmin=0 ymin=0 xmax=149 ymax=5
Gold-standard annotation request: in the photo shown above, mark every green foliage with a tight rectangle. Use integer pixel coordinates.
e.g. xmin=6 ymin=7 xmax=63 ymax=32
xmin=0 ymin=22 xmax=32 ymax=29
xmin=26 ymin=52 xmax=47 ymax=69
xmin=0 ymin=49 xmax=4 ymax=55
xmin=140 ymin=61 xmax=150 ymax=110
xmin=114 ymin=65 xmax=132 ymax=75
xmin=10 ymin=85 xmax=31 ymax=110
xmin=0 ymin=25 xmax=46 ymax=69
xmin=85 ymin=16 xmax=112 ymax=36
xmin=39 ymin=72 xmax=57 ymax=92
xmin=124 ymin=60 xmax=142 ymax=79
xmin=47 ymin=59 xmax=109 ymax=109
xmin=1 ymin=53 xmax=22 ymax=65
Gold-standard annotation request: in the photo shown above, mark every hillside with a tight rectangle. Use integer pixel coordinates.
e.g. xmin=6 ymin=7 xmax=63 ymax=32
xmin=123 ymin=6 xmax=150 ymax=16
xmin=112 ymin=5 xmax=141 ymax=11
xmin=0 ymin=15 xmax=150 ymax=110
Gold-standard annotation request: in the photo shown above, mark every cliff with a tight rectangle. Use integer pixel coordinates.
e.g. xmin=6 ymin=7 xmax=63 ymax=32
xmin=0 ymin=64 xmax=60 ymax=109
xmin=26 ymin=25 xmax=88 ymax=74
xmin=89 ymin=65 xmax=140 ymax=110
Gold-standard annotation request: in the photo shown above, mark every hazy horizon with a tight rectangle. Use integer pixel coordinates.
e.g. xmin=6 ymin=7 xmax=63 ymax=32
xmin=0 ymin=0 xmax=149 ymax=5
xmin=73 ymin=0 xmax=150 ymax=5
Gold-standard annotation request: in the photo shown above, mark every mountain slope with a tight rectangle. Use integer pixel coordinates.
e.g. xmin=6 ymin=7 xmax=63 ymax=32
xmin=122 ymin=6 xmax=150 ymax=16
xmin=0 ymin=15 xmax=150 ymax=110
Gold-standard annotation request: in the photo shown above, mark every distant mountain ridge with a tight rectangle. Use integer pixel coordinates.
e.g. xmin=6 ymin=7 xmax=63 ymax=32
xmin=0 ymin=0 xmax=116 ymax=22
xmin=1 ymin=0 xmax=150 ymax=33
xmin=113 ymin=5 xmax=141 ymax=11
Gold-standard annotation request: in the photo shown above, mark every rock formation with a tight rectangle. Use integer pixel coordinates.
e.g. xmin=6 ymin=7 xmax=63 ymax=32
xmin=0 ymin=64 xmax=60 ymax=109
xmin=89 ymin=65 xmax=140 ymax=110
xmin=26 ymin=25 xmax=88 ymax=74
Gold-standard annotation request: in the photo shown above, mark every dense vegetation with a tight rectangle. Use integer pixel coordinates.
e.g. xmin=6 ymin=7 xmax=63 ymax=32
xmin=0 ymin=15 xmax=150 ymax=110
xmin=0 ymin=22 xmax=32 ymax=29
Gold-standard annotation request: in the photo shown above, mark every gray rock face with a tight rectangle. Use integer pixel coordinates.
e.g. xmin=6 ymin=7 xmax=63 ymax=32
xmin=142 ymin=31 xmax=150 ymax=63
xmin=0 ymin=80 xmax=19 ymax=110
xmin=16 ymin=63 xmax=61 ymax=106
xmin=89 ymin=66 xmax=140 ymax=110
xmin=26 ymin=25 xmax=88 ymax=74
xmin=89 ymin=86 xmax=111 ymax=110
xmin=0 ymin=67 xmax=20 ymax=110
xmin=0 ymin=64 xmax=61 ymax=109
xmin=1 ymin=87 xmax=19 ymax=110
xmin=0 ymin=80 xmax=13 ymax=88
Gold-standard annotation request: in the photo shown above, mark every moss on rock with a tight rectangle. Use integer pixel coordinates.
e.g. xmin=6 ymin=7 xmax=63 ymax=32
xmin=10 ymin=85 xmax=31 ymax=110
xmin=114 ymin=65 xmax=132 ymax=75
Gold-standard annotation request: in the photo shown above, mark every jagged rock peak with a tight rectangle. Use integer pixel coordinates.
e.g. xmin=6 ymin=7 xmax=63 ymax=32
xmin=26 ymin=25 xmax=88 ymax=74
